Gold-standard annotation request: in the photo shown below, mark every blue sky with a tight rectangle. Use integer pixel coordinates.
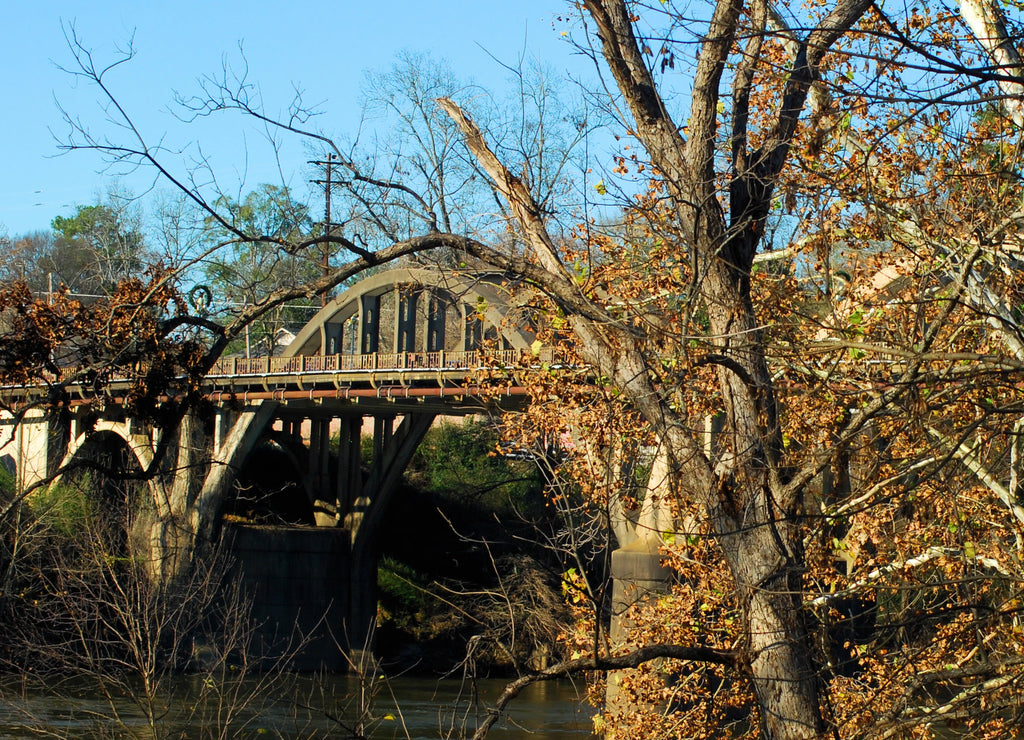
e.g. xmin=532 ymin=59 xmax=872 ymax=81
xmin=2 ymin=1 xmax=593 ymax=236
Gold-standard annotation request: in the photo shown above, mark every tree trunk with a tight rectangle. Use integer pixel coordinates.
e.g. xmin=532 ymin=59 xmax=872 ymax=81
xmin=724 ymin=523 xmax=823 ymax=740
xmin=146 ymin=411 xmax=205 ymax=586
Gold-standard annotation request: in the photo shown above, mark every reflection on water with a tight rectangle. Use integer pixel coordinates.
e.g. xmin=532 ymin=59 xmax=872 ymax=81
xmin=0 ymin=673 xmax=595 ymax=739
xmin=379 ymin=677 xmax=594 ymax=739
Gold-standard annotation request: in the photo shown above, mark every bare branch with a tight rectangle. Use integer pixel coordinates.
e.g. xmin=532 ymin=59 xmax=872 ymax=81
xmin=471 ymin=644 xmax=737 ymax=740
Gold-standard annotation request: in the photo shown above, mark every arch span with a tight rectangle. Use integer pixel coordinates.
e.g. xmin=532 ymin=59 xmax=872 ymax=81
xmin=185 ymin=268 xmax=539 ymax=664
xmin=53 ymin=428 xmax=150 ymax=554
xmin=60 ymin=420 xmax=154 ymax=480
xmin=287 ymin=268 xmax=535 ymax=360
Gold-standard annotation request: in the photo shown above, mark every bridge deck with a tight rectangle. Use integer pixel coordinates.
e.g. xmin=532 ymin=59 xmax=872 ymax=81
xmin=1 ymin=348 xmax=564 ymax=413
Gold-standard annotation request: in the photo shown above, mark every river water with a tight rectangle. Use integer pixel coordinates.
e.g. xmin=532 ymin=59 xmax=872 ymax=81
xmin=0 ymin=674 xmax=595 ymax=739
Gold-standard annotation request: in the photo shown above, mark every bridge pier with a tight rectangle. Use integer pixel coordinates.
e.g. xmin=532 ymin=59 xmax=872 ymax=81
xmin=605 ymin=539 xmax=672 ymax=713
xmin=603 ymin=440 xmax=686 ymax=721
xmin=336 ymin=417 xmax=362 ymax=518
xmin=347 ymin=412 xmax=436 ymax=656
xmin=196 ymin=403 xmax=438 ymax=666
xmin=0 ymin=408 xmax=61 ymax=490
xmin=308 ymin=417 xmax=334 ymax=526
xmin=220 ymin=522 xmax=352 ymax=670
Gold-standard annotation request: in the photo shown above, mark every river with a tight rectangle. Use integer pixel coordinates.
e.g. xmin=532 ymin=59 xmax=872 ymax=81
xmin=0 ymin=673 xmax=595 ymax=739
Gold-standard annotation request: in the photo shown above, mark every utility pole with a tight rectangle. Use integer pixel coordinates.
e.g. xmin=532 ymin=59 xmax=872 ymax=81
xmin=310 ymin=153 xmax=337 ymax=307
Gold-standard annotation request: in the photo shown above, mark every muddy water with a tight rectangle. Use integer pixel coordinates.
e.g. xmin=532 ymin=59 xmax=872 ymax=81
xmin=0 ymin=673 xmax=595 ymax=739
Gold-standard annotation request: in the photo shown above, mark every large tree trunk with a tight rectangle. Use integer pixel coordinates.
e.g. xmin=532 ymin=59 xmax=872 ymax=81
xmin=746 ymin=585 xmax=822 ymax=739
xmin=696 ymin=202 xmax=822 ymax=737
xmin=706 ymin=256 xmax=822 ymax=740
xmin=722 ymin=516 xmax=823 ymax=739
xmin=145 ymin=410 xmax=206 ymax=586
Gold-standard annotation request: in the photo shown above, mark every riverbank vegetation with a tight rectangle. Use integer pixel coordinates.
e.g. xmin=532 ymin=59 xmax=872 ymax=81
xmin=0 ymin=420 xmax=575 ymax=736
xmin=0 ymin=418 xmax=573 ymax=678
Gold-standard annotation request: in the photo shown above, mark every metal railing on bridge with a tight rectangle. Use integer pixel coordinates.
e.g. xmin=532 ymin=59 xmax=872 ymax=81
xmin=0 ymin=347 xmax=568 ymax=406
xmin=207 ymin=348 xmax=562 ymax=378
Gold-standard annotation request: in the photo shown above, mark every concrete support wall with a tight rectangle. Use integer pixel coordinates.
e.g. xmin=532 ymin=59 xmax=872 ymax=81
xmin=221 ymin=523 xmax=351 ymax=671
xmin=213 ymin=407 xmax=235 ymax=452
xmin=1 ymin=408 xmax=56 ymax=490
xmin=336 ymin=417 xmax=362 ymax=517
xmin=605 ymin=538 xmax=672 ymax=713
xmin=309 ymin=417 xmax=334 ymax=526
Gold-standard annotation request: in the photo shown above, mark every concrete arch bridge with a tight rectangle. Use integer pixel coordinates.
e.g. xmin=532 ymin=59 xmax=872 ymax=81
xmin=2 ymin=268 xmax=552 ymax=668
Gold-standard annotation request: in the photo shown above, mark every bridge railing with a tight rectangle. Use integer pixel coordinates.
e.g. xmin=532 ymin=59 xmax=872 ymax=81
xmin=206 ymin=348 xmax=560 ymax=378
xmin=0 ymin=347 xmax=569 ymax=399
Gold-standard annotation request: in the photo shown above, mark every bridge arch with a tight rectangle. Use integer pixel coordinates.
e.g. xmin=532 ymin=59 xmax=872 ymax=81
xmin=53 ymin=427 xmax=151 ymax=553
xmin=60 ymin=420 xmax=154 ymax=479
xmin=286 ymin=268 xmax=535 ymax=360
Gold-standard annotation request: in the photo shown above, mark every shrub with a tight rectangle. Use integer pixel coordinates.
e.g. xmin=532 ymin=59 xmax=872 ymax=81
xmin=27 ymin=477 xmax=95 ymax=538
xmin=409 ymin=419 xmax=543 ymax=516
